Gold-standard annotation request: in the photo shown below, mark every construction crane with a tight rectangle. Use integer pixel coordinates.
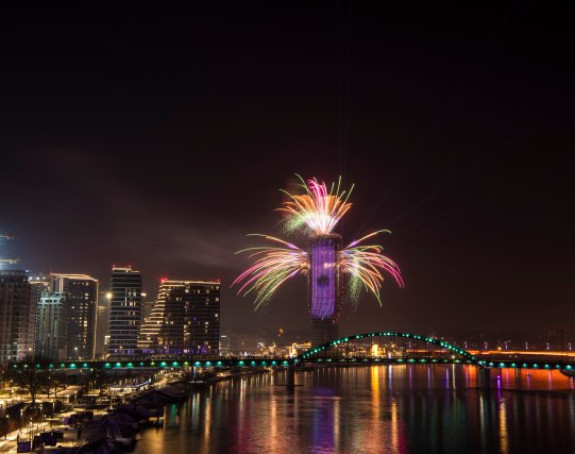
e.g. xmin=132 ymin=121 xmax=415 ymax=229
xmin=0 ymin=233 xmax=19 ymax=265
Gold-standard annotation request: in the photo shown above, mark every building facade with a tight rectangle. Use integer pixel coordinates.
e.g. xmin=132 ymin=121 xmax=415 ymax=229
xmin=139 ymin=280 xmax=220 ymax=355
xmin=35 ymin=292 xmax=67 ymax=359
xmin=309 ymin=235 xmax=341 ymax=346
xmin=108 ymin=266 xmax=142 ymax=357
xmin=0 ymin=270 xmax=34 ymax=362
xmin=51 ymin=274 xmax=99 ymax=360
xmin=95 ymin=291 xmax=110 ymax=359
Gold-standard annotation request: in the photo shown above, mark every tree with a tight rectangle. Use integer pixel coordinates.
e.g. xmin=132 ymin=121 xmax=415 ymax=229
xmin=6 ymin=355 xmax=51 ymax=406
xmin=43 ymin=370 xmax=70 ymax=400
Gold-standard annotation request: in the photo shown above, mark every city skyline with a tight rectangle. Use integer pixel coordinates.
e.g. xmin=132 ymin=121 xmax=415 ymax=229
xmin=0 ymin=2 xmax=572 ymax=337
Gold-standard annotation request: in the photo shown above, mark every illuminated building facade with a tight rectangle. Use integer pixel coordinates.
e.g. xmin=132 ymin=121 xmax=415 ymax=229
xmin=35 ymin=292 xmax=67 ymax=359
xmin=0 ymin=270 xmax=34 ymax=362
xmin=139 ymin=280 xmax=220 ymax=355
xmin=309 ymin=234 xmax=341 ymax=346
xmin=108 ymin=266 xmax=142 ymax=357
xmin=51 ymin=274 xmax=98 ymax=360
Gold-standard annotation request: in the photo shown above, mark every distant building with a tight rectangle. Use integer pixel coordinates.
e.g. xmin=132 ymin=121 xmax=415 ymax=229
xmin=95 ymin=291 xmax=110 ymax=358
xmin=51 ymin=274 xmax=99 ymax=360
xmin=0 ymin=270 xmax=34 ymax=362
xmin=35 ymin=292 xmax=67 ymax=359
xmin=108 ymin=266 xmax=142 ymax=357
xmin=29 ymin=274 xmax=51 ymax=354
xmin=139 ymin=280 xmax=220 ymax=355
xmin=140 ymin=299 xmax=154 ymax=325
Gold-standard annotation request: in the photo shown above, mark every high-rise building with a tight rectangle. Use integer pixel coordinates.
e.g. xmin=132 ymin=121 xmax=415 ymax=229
xmin=35 ymin=292 xmax=67 ymax=360
xmin=29 ymin=274 xmax=51 ymax=354
xmin=0 ymin=270 xmax=34 ymax=362
xmin=51 ymin=274 xmax=99 ymax=360
xmin=139 ymin=280 xmax=220 ymax=355
xmin=95 ymin=291 xmax=110 ymax=359
xmin=108 ymin=266 xmax=142 ymax=357
xmin=309 ymin=234 xmax=341 ymax=346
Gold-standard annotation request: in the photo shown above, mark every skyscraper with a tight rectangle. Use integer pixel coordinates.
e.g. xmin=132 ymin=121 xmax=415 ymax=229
xmin=309 ymin=234 xmax=341 ymax=346
xmin=0 ymin=270 xmax=34 ymax=362
xmin=108 ymin=266 xmax=142 ymax=357
xmin=29 ymin=274 xmax=51 ymax=355
xmin=187 ymin=281 xmax=220 ymax=355
xmin=95 ymin=291 xmax=110 ymax=359
xmin=35 ymin=292 xmax=67 ymax=360
xmin=51 ymin=274 xmax=99 ymax=360
xmin=139 ymin=280 xmax=220 ymax=355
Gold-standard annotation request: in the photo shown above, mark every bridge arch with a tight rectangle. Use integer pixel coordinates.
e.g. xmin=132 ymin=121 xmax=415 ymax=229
xmin=296 ymin=331 xmax=483 ymax=367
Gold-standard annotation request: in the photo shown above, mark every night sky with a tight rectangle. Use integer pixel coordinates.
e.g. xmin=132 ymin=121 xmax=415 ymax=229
xmin=0 ymin=3 xmax=572 ymax=337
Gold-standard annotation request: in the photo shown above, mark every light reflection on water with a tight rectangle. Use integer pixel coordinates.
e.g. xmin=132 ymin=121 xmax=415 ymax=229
xmin=134 ymin=366 xmax=575 ymax=454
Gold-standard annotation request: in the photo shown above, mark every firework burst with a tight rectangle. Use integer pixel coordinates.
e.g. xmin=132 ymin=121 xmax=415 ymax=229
xmin=278 ymin=174 xmax=353 ymax=235
xmin=233 ymin=176 xmax=403 ymax=308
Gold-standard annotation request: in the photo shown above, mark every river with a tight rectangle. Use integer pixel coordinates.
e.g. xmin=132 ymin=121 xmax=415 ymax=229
xmin=134 ymin=365 xmax=575 ymax=453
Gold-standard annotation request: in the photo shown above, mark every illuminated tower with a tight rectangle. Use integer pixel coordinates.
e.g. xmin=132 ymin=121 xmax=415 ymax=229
xmin=309 ymin=234 xmax=341 ymax=346
xmin=108 ymin=266 xmax=142 ymax=357
xmin=51 ymin=274 xmax=99 ymax=360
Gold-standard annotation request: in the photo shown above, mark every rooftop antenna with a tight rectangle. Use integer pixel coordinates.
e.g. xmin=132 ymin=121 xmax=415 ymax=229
xmin=0 ymin=234 xmax=19 ymax=265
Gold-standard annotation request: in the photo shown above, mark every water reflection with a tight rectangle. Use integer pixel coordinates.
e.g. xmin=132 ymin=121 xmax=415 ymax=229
xmin=135 ymin=366 xmax=575 ymax=454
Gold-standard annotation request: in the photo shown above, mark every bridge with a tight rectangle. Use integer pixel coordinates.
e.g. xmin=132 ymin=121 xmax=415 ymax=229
xmin=9 ymin=331 xmax=575 ymax=389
